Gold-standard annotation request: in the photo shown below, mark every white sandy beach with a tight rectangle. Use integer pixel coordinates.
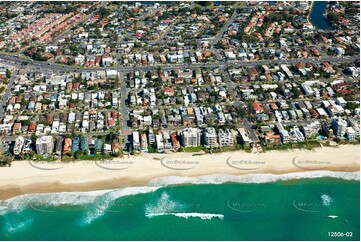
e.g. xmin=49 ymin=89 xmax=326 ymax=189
xmin=0 ymin=145 xmax=359 ymax=199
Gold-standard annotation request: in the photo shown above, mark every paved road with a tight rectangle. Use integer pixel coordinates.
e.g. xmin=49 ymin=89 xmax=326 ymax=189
xmin=1 ymin=52 xmax=358 ymax=75
xmin=119 ymin=73 xmax=130 ymax=147
xmin=149 ymin=16 xmax=179 ymax=45
xmin=211 ymin=10 xmax=238 ymax=61
xmin=220 ymin=66 xmax=238 ymax=103
xmin=0 ymin=73 xmax=17 ymax=120
xmin=116 ymin=49 xmax=131 ymax=149
xmin=212 ymin=10 xmax=237 ymax=46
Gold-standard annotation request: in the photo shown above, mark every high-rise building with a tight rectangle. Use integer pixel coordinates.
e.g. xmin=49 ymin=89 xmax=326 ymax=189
xmin=141 ymin=133 xmax=148 ymax=153
xmin=331 ymin=118 xmax=347 ymax=137
xmin=181 ymin=127 xmax=201 ymax=147
xmin=132 ymin=131 xmax=140 ymax=152
xmin=218 ymin=129 xmax=234 ymax=146
xmin=203 ymin=127 xmax=218 ymax=147
xmin=36 ymin=136 xmax=54 ymax=156
xmin=276 ymin=122 xmax=290 ymax=143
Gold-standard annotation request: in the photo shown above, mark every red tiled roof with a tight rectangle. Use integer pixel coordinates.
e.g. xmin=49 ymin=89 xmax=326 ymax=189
xmin=13 ymin=123 xmax=21 ymax=130
xmin=28 ymin=123 xmax=36 ymax=131
xmin=253 ymin=101 xmax=264 ymax=112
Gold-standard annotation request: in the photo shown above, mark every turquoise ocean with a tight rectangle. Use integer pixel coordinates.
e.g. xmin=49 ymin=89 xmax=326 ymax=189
xmin=0 ymin=172 xmax=359 ymax=241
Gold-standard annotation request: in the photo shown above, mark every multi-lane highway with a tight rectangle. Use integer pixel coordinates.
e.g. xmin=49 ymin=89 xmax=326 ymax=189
xmin=0 ymin=52 xmax=358 ymax=75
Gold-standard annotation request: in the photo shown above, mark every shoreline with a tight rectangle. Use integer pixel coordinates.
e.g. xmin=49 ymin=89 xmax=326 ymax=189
xmin=307 ymin=1 xmax=314 ymax=22
xmin=0 ymin=145 xmax=359 ymax=200
xmin=307 ymin=1 xmax=315 ymax=23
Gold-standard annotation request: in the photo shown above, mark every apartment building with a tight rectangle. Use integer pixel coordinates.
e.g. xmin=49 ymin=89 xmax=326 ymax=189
xmin=218 ymin=129 xmax=234 ymax=146
xmin=203 ymin=127 xmax=218 ymax=147
xmin=36 ymin=136 xmax=54 ymax=156
xmin=276 ymin=122 xmax=290 ymax=143
xmin=181 ymin=127 xmax=201 ymax=147
xmin=132 ymin=131 xmax=140 ymax=152
xmin=331 ymin=118 xmax=347 ymax=137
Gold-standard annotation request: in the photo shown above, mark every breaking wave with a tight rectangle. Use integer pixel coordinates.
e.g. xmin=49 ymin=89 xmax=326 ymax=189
xmin=148 ymin=171 xmax=359 ymax=186
xmin=80 ymin=186 xmax=160 ymax=225
xmin=146 ymin=212 xmax=224 ymax=220
xmin=0 ymin=186 xmax=161 ymax=228
xmin=4 ymin=218 xmax=34 ymax=234
xmin=144 ymin=191 xmax=223 ymax=220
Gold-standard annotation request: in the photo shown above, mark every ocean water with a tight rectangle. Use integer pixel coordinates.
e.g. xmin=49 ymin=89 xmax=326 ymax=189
xmin=0 ymin=172 xmax=359 ymax=241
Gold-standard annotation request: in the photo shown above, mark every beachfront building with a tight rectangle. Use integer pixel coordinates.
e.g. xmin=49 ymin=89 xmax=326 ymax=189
xmin=63 ymin=137 xmax=72 ymax=155
xmin=331 ymin=118 xmax=347 ymax=137
xmin=300 ymin=121 xmax=321 ymax=138
xmin=156 ymin=134 xmax=164 ymax=153
xmin=36 ymin=136 xmax=54 ymax=156
xmin=141 ymin=133 xmax=148 ymax=153
xmin=321 ymin=121 xmax=333 ymax=138
xmin=23 ymin=139 xmax=32 ymax=154
xmin=72 ymin=136 xmax=80 ymax=153
xmin=148 ymin=129 xmax=155 ymax=145
xmin=276 ymin=122 xmax=290 ymax=143
xmin=55 ymin=137 xmax=64 ymax=156
xmin=203 ymin=127 xmax=218 ymax=147
xmin=237 ymin=128 xmax=251 ymax=145
xmin=132 ymin=131 xmax=140 ymax=152
xmin=80 ymin=136 xmax=89 ymax=152
xmin=264 ymin=131 xmax=281 ymax=143
xmin=13 ymin=136 xmax=24 ymax=155
xmin=218 ymin=129 xmax=234 ymax=146
xmin=347 ymin=119 xmax=360 ymax=136
xmin=162 ymin=131 xmax=172 ymax=150
xmin=346 ymin=127 xmax=356 ymax=141
xmin=289 ymin=127 xmax=305 ymax=142
xmin=170 ymin=132 xmax=180 ymax=151
xmin=181 ymin=127 xmax=201 ymax=147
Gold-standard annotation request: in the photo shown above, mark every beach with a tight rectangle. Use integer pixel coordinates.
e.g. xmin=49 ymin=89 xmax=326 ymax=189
xmin=0 ymin=145 xmax=359 ymax=200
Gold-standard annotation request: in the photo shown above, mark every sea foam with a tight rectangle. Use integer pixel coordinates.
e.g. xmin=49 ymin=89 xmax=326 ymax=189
xmin=5 ymin=218 xmax=34 ymax=234
xmin=0 ymin=186 xmax=161 ymax=225
xmin=146 ymin=212 xmax=224 ymax=220
xmin=321 ymin=194 xmax=332 ymax=207
xmin=80 ymin=186 xmax=161 ymax=225
xmin=144 ymin=191 xmax=223 ymax=220
xmin=148 ymin=171 xmax=360 ymax=186
xmin=145 ymin=191 xmax=186 ymax=215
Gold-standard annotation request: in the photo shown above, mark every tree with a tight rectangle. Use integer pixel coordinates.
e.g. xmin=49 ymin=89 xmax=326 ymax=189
xmin=333 ymin=137 xmax=341 ymax=143
xmin=31 ymin=133 xmax=38 ymax=143
xmin=20 ymin=120 xmax=30 ymax=126
xmin=98 ymin=7 xmax=110 ymax=18
xmin=69 ymin=44 xmax=77 ymax=52
xmin=74 ymin=150 xmax=82 ymax=159
xmin=236 ymin=106 xmax=247 ymax=119
xmin=0 ymin=155 xmax=12 ymax=167
xmin=327 ymin=13 xmax=338 ymax=23
xmin=345 ymin=102 xmax=358 ymax=110
xmin=292 ymin=88 xmax=300 ymax=99
xmin=6 ymin=69 xmax=12 ymax=78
